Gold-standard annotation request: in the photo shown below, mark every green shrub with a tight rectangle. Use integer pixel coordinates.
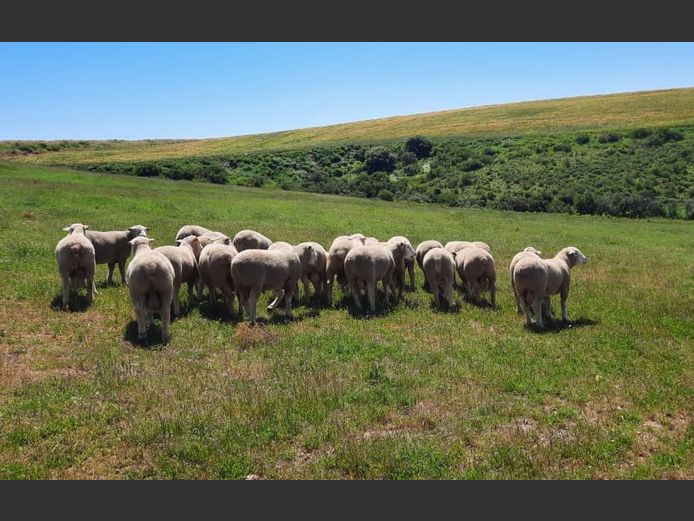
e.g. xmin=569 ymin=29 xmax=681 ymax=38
xmin=404 ymin=136 xmax=434 ymax=159
xmin=575 ymin=134 xmax=591 ymax=145
xmin=598 ymin=133 xmax=622 ymax=143
xmin=364 ymin=147 xmax=396 ymax=173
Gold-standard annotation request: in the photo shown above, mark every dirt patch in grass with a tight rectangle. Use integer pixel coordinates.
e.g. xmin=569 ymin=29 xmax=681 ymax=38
xmin=233 ymin=323 xmax=279 ymax=351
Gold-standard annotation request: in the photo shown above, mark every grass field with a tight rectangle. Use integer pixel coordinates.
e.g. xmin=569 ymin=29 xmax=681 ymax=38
xmin=1 ymin=161 xmax=693 ymax=479
xmin=2 ymin=87 xmax=694 ymax=164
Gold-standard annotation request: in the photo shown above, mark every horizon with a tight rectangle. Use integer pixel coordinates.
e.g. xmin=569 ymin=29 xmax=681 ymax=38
xmin=2 ymin=42 xmax=694 ymax=141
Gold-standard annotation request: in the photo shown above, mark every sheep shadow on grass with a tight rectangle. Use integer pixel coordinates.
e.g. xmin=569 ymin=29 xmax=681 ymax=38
xmin=123 ymin=320 xmax=168 ymax=349
xmin=527 ymin=317 xmax=599 ymax=334
xmin=50 ymin=292 xmax=93 ymax=313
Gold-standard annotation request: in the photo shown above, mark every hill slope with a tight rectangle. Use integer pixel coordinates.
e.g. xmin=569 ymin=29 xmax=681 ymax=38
xmin=2 ymin=87 xmax=694 ymax=164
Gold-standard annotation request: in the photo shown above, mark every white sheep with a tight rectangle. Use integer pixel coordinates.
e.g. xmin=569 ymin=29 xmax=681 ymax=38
xmin=455 ymin=246 xmax=497 ymax=307
xmin=153 ymin=235 xmax=203 ymax=316
xmin=85 ymin=225 xmax=148 ymax=285
xmin=126 ymin=236 xmax=175 ymax=343
xmin=230 ymin=249 xmax=301 ymax=324
xmin=294 ymin=241 xmax=328 ymax=304
xmin=513 ymin=247 xmax=588 ymax=329
xmin=509 ymin=247 xmax=543 ymax=314
xmin=387 ymin=236 xmax=416 ymax=291
xmin=343 ymin=244 xmax=397 ymax=312
xmin=175 ymin=225 xmax=211 ymax=242
xmin=198 ymin=242 xmax=239 ymax=317
xmin=325 ymin=236 xmax=362 ymax=306
xmin=364 ymin=237 xmax=381 ymax=245
xmin=422 ymin=247 xmax=456 ymax=309
xmin=55 ymin=223 xmax=97 ymax=310
xmin=232 ymin=229 xmax=273 ymax=252
xmin=195 ymin=231 xmax=232 ymax=249
xmin=415 ymin=240 xmax=443 ymax=290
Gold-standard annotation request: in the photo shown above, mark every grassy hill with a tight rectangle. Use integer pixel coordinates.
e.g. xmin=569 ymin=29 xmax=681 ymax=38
xmin=2 ymin=87 xmax=694 ymax=164
xmin=1 ymin=162 xmax=692 ymax=479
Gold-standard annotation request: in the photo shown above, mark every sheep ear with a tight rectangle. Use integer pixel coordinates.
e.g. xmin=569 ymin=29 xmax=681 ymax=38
xmin=62 ymin=226 xmax=71 ymax=232
xmin=84 ymin=225 xmax=90 ymax=230
xmin=145 ymin=227 xmax=149 ymax=231
xmin=148 ymin=238 xmax=155 ymax=244
xmin=175 ymin=240 xmax=182 ymax=245
xmin=128 ymin=238 xmax=136 ymax=245
xmin=536 ymin=250 xmax=543 ymax=255
xmin=223 ymin=238 xmax=231 ymax=245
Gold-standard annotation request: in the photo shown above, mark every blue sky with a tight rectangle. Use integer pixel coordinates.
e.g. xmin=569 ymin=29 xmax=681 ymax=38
xmin=1 ymin=42 xmax=693 ymax=140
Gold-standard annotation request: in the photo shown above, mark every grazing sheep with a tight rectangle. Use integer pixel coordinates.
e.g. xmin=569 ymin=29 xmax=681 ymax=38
xmin=294 ymin=241 xmax=328 ymax=304
xmin=325 ymin=236 xmax=362 ymax=306
xmin=455 ymin=246 xmax=497 ymax=307
xmin=343 ymin=244 xmax=397 ymax=312
xmin=422 ymin=247 xmax=455 ymax=309
xmin=195 ymin=231 xmax=231 ymax=249
xmin=232 ymin=229 xmax=273 ymax=252
xmin=415 ymin=240 xmax=444 ymax=290
xmin=153 ymin=236 xmax=203 ymax=316
xmin=268 ymin=241 xmax=294 ymax=252
xmin=230 ymin=249 xmax=301 ymax=324
xmin=513 ymin=247 xmax=588 ymax=329
xmin=198 ymin=242 xmax=239 ymax=317
xmin=55 ymin=223 xmax=97 ymax=310
xmin=125 ymin=236 xmax=175 ymax=343
xmin=509 ymin=247 xmax=543 ymax=314
xmin=445 ymin=240 xmax=491 ymax=257
xmin=388 ymin=236 xmax=416 ymax=290
xmin=349 ymin=233 xmax=367 ymax=244
xmin=85 ymin=225 xmax=148 ymax=285
xmin=364 ymin=237 xmax=380 ymax=245
xmin=175 ymin=225 xmax=211 ymax=242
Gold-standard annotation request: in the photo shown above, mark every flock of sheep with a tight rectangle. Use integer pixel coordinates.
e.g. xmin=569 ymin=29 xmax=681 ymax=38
xmin=55 ymin=223 xmax=588 ymax=343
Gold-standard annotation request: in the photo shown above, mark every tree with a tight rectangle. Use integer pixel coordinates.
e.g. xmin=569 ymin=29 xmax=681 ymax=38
xmin=364 ymin=146 xmax=396 ymax=173
xmin=405 ymin=136 xmax=434 ymax=159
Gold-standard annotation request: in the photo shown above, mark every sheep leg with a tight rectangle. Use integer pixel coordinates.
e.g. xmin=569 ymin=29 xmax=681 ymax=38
xmin=61 ymin=277 xmax=71 ymax=311
xmin=444 ymin=283 xmax=454 ymax=309
xmin=284 ymin=286 xmax=294 ymax=319
xmin=208 ymin=284 xmax=216 ymax=305
xmin=107 ymin=262 xmax=115 ymax=285
xmin=87 ymin=273 xmax=96 ymax=303
xmin=247 ymin=290 xmax=259 ymax=324
xmin=433 ymin=285 xmax=441 ymax=309
xmin=543 ymin=297 xmax=553 ymax=320
xmin=408 ymin=262 xmax=415 ymax=289
xmin=160 ymin=305 xmax=171 ymax=343
xmin=221 ymin=288 xmax=234 ymax=317
xmin=302 ymin=275 xmax=311 ymax=305
xmin=118 ymin=261 xmax=126 ymax=285
xmin=134 ymin=306 xmax=148 ymax=342
xmin=490 ymin=276 xmax=496 ymax=308
xmin=187 ymin=281 xmax=195 ymax=304
xmin=326 ymin=274 xmax=334 ymax=307
xmin=533 ymin=295 xmax=545 ymax=329
xmin=367 ymin=280 xmax=377 ymax=312
xmin=267 ymin=289 xmax=285 ymax=311
xmin=348 ymin=276 xmax=362 ymax=310
xmin=172 ymin=284 xmax=181 ymax=316
xmin=560 ymin=285 xmax=570 ymax=322
xmin=522 ymin=291 xmax=534 ymax=327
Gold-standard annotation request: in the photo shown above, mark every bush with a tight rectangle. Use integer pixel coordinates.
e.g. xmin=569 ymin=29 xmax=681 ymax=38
xmin=646 ymin=128 xmax=685 ymax=147
xmin=553 ymin=143 xmax=572 ymax=153
xmin=598 ymin=133 xmax=622 ymax=143
xmin=136 ymin=164 xmax=161 ymax=177
xmin=630 ymin=128 xmax=652 ymax=139
xmin=575 ymin=134 xmax=591 ymax=145
xmin=685 ymin=199 xmax=694 ymax=220
xmin=364 ymin=146 xmax=396 ymax=173
xmin=377 ymin=189 xmax=394 ymax=201
xmin=404 ymin=136 xmax=434 ymax=159
xmin=398 ymin=150 xmax=418 ymax=165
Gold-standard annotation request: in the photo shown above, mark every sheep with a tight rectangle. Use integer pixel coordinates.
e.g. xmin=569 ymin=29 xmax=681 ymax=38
xmin=509 ymin=247 xmax=543 ymax=314
xmin=349 ymin=233 xmax=367 ymax=244
xmin=325 ymin=236 xmax=363 ymax=306
xmin=387 ymin=236 xmax=416 ymax=290
xmin=55 ymin=223 xmax=97 ymax=310
xmin=125 ymin=236 xmax=175 ymax=343
xmin=364 ymin=237 xmax=380 ymax=245
xmin=175 ymin=225 xmax=211 ymax=242
xmin=198 ymin=242 xmax=239 ymax=317
xmin=153 ymin=236 xmax=203 ymax=316
xmin=513 ymin=247 xmax=588 ymax=329
xmin=415 ymin=240 xmax=443 ymax=290
xmin=232 ymin=229 xmax=273 ymax=252
xmin=85 ymin=225 xmax=148 ymax=285
xmin=455 ymin=246 xmax=497 ymax=307
xmin=195 ymin=231 xmax=231 ymax=249
xmin=268 ymin=241 xmax=294 ymax=252
xmin=422 ymin=247 xmax=455 ymax=309
xmin=343 ymin=243 xmax=401 ymax=312
xmin=294 ymin=241 xmax=328 ymax=304
xmin=445 ymin=240 xmax=491 ymax=257
xmin=230 ymin=249 xmax=301 ymax=324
